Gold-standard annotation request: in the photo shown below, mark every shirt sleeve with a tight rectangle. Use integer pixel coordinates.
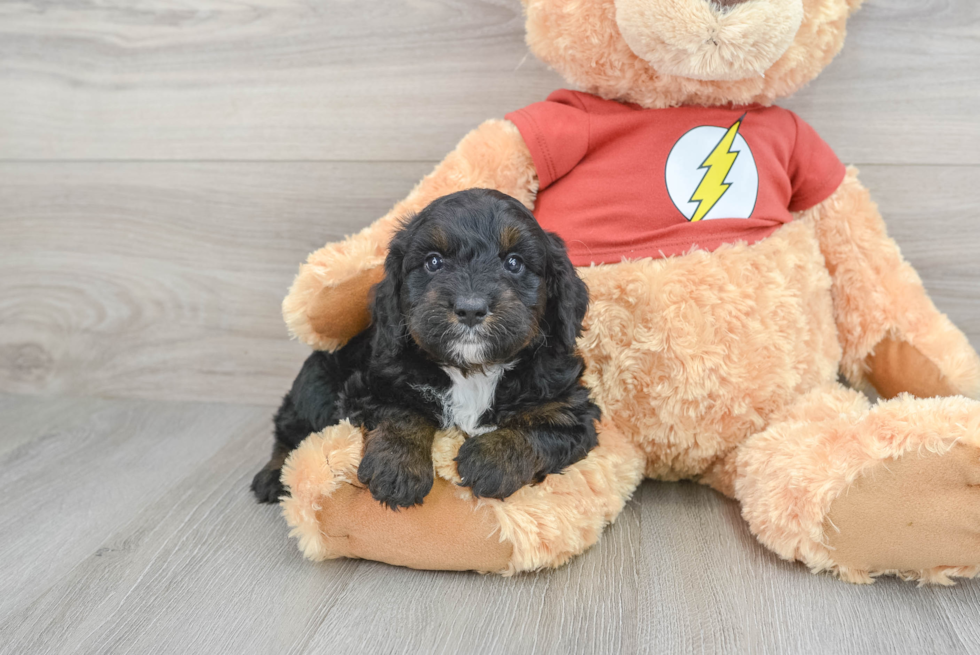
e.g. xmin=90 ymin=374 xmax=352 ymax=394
xmin=505 ymin=89 xmax=591 ymax=190
xmin=787 ymin=112 xmax=847 ymax=212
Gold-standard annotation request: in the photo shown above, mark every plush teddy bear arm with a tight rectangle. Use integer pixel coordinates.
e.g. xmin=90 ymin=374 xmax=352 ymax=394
xmin=803 ymin=166 xmax=980 ymax=399
xmin=281 ymin=420 xmax=646 ymax=574
xmin=282 ymin=119 xmax=538 ymax=351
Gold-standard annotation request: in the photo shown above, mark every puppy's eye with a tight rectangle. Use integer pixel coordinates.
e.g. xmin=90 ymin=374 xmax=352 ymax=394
xmin=424 ymin=253 xmax=444 ymax=273
xmin=503 ymin=254 xmax=525 ymax=274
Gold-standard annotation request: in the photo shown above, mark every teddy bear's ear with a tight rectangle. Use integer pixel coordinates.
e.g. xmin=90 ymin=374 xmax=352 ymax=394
xmin=845 ymin=0 xmax=864 ymax=13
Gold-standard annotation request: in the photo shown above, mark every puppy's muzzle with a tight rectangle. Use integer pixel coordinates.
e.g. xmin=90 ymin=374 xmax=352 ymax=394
xmin=454 ymin=295 xmax=489 ymax=328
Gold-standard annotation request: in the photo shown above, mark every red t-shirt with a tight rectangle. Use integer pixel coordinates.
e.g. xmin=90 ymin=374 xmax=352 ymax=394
xmin=505 ymin=90 xmax=845 ymax=266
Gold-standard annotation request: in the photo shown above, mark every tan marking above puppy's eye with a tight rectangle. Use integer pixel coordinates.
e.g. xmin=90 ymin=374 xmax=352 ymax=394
xmin=500 ymin=225 xmax=522 ymax=252
xmin=430 ymin=226 xmax=449 ymax=252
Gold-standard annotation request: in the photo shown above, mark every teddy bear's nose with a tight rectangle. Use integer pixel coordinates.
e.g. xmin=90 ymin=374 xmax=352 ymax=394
xmin=710 ymin=0 xmax=751 ymax=7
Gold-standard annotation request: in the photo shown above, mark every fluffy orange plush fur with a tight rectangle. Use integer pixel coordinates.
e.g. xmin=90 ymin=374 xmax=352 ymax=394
xmin=278 ymin=0 xmax=980 ymax=583
xmin=283 ymin=120 xmax=537 ymax=352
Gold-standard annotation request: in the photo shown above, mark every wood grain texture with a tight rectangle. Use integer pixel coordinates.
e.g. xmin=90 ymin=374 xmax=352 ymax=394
xmin=0 ymin=161 xmax=429 ymax=404
xmin=0 ymin=393 xmax=642 ymax=655
xmin=0 ymin=393 xmax=272 ymax=620
xmin=2 ymin=163 xmax=978 ymax=405
xmin=0 ymin=0 xmax=556 ymax=163
xmin=858 ymin=165 xmax=980 ymax=339
xmin=4 ymin=395 xmax=980 ymax=655
xmin=0 ymin=0 xmax=977 ymax=164
xmin=1 ymin=0 xmax=980 ymax=652
xmin=637 ymin=481 xmax=980 ymax=654
xmin=300 ymin=496 xmax=641 ymax=655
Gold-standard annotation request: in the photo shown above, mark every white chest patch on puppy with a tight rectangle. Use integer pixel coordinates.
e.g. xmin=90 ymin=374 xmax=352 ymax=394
xmin=440 ymin=364 xmax=509 ymax=437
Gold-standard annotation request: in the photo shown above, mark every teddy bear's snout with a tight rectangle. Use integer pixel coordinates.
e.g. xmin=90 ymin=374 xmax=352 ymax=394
xmin=614 ymin=0 xmax=804 ymax=82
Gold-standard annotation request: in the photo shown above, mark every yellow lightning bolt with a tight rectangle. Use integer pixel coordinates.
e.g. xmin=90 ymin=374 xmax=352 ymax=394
xmin=689 ymin=116 xmax=744 ymax=222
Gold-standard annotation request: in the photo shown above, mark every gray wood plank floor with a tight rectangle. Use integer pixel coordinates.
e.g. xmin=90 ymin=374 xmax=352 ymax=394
xmin=4 ymin=393 xmax=980 ymax=655
xmin=2 ymin=0 xmax=980 ymax=653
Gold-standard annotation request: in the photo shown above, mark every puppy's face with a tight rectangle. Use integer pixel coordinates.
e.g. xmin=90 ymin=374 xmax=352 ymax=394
xmin=401 ymin=194 xmax=548 ymax=367
xmin=373 ymin=189 xmax=587 ymax=369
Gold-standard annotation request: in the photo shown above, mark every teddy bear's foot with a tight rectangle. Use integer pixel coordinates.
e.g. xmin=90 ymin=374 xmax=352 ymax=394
xmin=279 ymin=419 xmax=645 ymax=574
xmin=825 ymin=442 xmax=980 ymax=584
xmin=734 ymin=383 xmax=980 ymax=584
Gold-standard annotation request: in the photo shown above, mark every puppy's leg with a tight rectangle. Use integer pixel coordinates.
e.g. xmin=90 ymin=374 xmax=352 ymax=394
xmin=251 ymin=391 xmax=319 ymax=503
xmin=357 ymin=412 xmax=438 ymax=509
xmin=252 ymin=341 xmax=368 ymax=503
xmin=456 ymin=397 xmax=601 ymax=499
xmin=251 ymin=440 xmax=293 ymax=503
xmin=455 ymin=428 xmax=540 ymax=500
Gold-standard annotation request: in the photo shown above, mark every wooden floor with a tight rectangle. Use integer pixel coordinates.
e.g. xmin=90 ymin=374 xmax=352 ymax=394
xmin=2 ymin=0 xmax=980 ymax=653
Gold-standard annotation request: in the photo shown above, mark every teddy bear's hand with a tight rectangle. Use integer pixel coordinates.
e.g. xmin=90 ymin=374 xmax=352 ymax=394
xmin=804 ymin=167 xmax=980 ymax=400
xmin=301 ymin=265 xmax=385 ymax=350
xmin=280 ymin=422 xmax=513 ymax=571
xmin=283 ymin=119 xmax=538 ymax=351
xmin=297 ymin=475 xmax=513 ymax=572
xmin=280 ymin=420 xmax=645 ymax=574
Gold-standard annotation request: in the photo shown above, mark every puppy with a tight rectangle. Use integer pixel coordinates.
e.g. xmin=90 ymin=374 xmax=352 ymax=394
xmin=251 ymin=189 xmax=600 ymax=508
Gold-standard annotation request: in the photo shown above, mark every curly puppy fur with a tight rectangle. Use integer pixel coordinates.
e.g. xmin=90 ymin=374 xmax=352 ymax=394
xmin=253 ymin=189 xmax=600 ymax=508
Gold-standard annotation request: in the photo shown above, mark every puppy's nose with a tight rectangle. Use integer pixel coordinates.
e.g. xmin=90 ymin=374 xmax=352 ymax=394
xmin=454 ymin=296 xmax=489 ymax=327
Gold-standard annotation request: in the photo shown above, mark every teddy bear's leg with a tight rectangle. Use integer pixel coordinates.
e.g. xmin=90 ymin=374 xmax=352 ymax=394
xmin=730 ymin=381 xmax=980 ymax=584
xmin=280 ymin=418 xmax=645 ymax=574
xmin=803 ymin=167 xmax=980 ymax=399
xmin=282 ymin=119 xmax=537 ymax=351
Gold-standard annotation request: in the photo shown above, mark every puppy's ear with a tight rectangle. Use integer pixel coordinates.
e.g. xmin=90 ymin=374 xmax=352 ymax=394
xmin=370 ymin=224 xmax=410 ymax=360
xmin=543 ymin=232 xmax=589 ymax=353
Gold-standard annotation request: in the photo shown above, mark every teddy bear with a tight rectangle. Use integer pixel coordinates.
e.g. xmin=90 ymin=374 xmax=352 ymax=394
xmin=275 ymin=0 xmax=980 ymax=584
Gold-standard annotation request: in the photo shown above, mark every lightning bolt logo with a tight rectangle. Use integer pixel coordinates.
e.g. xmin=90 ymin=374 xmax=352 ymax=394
xmin=688 ymin=115 xmax=745 ymax=222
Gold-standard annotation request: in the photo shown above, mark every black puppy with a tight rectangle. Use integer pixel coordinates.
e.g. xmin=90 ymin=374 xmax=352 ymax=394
xmin=252 ymin=189 xmax=600 ymax=508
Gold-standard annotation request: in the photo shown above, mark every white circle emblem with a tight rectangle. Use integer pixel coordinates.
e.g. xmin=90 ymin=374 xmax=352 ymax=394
xmin=664 ymin=123 xmax=759 ymax=222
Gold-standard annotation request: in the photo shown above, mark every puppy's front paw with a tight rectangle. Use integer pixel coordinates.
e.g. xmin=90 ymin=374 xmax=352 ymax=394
xmin=455 ymin=430 xmax=540 ymax=500
xmin=357 ymin=437 xmax=434 ymax=509
xmin=251 ymin=467 xmax=288 ymax=504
